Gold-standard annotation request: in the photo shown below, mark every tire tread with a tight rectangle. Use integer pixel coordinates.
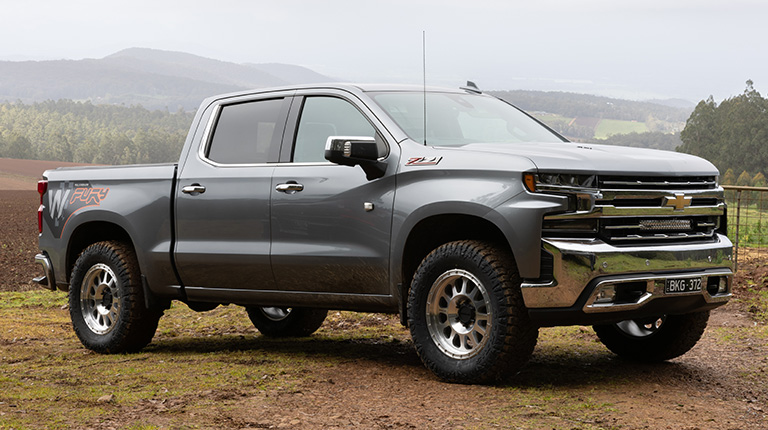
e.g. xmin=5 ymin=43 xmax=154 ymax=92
xmin=69 ymin=241 xmax=161 ymax=353
xmin=408 ymin=240 xmax=538 ymax=384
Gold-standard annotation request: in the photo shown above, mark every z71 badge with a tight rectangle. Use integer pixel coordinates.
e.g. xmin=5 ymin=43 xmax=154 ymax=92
xmin=405 ymin=156 xmax=443 ymax=166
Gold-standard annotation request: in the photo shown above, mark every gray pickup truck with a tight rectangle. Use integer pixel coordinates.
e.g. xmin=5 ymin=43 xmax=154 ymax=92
xmin=34 ymin=84 xmax=733 ymax=383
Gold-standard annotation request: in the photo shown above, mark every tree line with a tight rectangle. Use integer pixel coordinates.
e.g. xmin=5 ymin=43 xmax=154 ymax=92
xmin=678 ymin=80 xmax=768 ymax=178
xmin=721 ymin=169 xmax=766 ymax=187
xmin=0 ymin=100 xmax=193 ymax=164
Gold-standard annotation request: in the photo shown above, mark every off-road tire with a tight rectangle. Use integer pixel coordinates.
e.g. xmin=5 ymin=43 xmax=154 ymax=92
xmin=408 ymin=240 xmax=538 ymax=384
xmin=246 ymin=307 xmax=328 ymax=337
xmin=69 ymin=241 xmax=162 ymax=353
xmin=593 ymin=311 xmax=710 ymax=361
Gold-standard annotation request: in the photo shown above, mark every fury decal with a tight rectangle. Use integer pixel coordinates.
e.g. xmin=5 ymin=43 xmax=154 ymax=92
xmin=46 ymin=183 xmax=110 ymax=238
xmin=405 ymin=156 xmax=443 ymax=166
xmin=69 ymin=187 xmax=109 ymax=205
xmin=48 ymin=186 xmax=71 ymax=224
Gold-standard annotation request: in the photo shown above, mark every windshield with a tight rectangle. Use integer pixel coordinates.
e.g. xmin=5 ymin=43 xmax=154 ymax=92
xmin=370 ymin=91 xmax=565 ymax=146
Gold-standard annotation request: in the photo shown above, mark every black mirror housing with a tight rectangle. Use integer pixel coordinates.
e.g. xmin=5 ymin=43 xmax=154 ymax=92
xmin=324 ymin=136 xmax=379 ymax=165
xmin=324 ymin=136 xmax=387 ymax=180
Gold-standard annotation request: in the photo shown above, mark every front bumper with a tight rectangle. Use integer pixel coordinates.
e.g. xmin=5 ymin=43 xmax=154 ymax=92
xmin=521 ymin=234 xmax=733 ymax=324
xmin=33 ymin=253 xmax=57 ymax=291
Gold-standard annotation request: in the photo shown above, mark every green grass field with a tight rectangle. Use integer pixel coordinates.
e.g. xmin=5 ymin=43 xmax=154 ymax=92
xmin=594 ymin=119 xmax=649 ymax=139
xmin=530 ymin=113 xmax=573 ymax=128
xmin=726 ymin=201 xmax=768 ymax=248
xmin=531 ymin=113 xmax=652 ymax=140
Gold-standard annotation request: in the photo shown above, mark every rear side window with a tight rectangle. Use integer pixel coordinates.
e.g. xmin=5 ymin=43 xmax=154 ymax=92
xmin=206 ymin=98 xmax=284 ymax=164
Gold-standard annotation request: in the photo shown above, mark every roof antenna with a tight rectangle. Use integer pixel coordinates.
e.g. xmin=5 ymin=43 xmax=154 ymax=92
xmin=422 ymin=30 xmax=427 ymax=146
xmin=461 ymin=81 xmax=482 ymax=94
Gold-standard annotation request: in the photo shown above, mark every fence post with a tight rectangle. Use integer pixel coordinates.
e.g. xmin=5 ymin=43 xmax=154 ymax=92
xmin=734 ymin=189 xmax=742 ymax=272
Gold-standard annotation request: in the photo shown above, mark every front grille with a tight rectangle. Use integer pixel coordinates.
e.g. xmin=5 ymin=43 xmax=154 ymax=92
xmin=542 ymin=175 xmax=724 ymax=245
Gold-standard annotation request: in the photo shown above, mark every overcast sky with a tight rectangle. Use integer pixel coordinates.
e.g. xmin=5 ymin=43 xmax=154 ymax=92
xmin=2 ymin=0 xmax=765 ymax=102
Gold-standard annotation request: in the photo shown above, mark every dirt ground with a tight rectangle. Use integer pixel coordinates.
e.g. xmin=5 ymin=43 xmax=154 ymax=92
xmin=1 ymin=169 xmax=767 ymax=429
xmin=0 ymin=191 xmax=40 ymax=291
xmin=0 ymin=158 xmax=92 ymax=191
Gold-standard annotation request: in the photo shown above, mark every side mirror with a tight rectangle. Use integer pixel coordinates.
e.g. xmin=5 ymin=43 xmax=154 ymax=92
xmin=324 ymin=136 xmax=387 ymax=180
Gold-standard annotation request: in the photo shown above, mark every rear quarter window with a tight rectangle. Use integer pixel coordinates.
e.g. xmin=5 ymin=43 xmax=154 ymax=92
xmin=206 ymin=98 xmax=284 ymax=164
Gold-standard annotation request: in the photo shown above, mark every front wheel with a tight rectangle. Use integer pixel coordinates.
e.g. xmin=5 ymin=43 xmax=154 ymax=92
xmin=593 ymin=311 xmax=710 ymax=361
xmin=245 ymin=306 xmax=327 ymax=337
xmin=69 ymin=241 xmax=162 ymax=353
xmin=408 ymin=240 xmax=538 ymax=384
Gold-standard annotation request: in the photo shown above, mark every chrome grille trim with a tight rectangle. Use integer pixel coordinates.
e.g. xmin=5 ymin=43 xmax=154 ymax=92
xmin=542 ymin=175 xmax=724 ymax=245
xmin=609 ymin=231 xmax=714 ymax=242
xmin=598 ymin=175 xmax=718 ymax=190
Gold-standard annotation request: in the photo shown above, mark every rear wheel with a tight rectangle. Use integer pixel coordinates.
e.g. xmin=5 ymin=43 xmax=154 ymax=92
xmin=245 ymin=306 xmax=327 ymax=337
xmin=593 ymin=311 xmax=710 ymax=361
xmin=69 ymin=241 xmax=162 ymax=353
xmin=408 ymin=240 xmax=538 ymax=384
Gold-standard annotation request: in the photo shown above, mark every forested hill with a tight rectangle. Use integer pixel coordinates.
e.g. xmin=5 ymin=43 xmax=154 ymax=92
xmin=0 ymin=90 xmax=694 ymax=165
xmin=0 ymin=100 xmax=193 ymax=164
xmin=0 ymin=48 xmax=334 ymax=111
xmin=489 ymin=90 xmax=692 ymax=123
xmin=0 ymin=47 xmax=731 ymax=168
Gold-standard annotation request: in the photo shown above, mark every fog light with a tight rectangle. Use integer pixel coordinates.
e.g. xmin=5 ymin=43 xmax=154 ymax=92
xmin=594 ymin=285 xmax=616 ymax=304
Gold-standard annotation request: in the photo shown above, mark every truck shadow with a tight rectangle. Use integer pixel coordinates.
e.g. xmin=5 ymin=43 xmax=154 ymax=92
xmin=146 ymin=334 xmax=706 ymax=389
xmin=146 ymin=334 xmax=425 ymax=369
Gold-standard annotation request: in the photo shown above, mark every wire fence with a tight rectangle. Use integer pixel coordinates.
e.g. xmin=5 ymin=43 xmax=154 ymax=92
xmin=723 ymin=185 xmax=768 ymax=271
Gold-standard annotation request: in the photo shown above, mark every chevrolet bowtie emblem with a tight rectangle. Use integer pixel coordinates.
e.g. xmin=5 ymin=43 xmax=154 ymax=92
xmin=664 ymin=193 xmax=692 ymax=211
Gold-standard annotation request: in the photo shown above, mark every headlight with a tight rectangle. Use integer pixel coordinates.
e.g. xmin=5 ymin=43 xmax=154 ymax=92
xmin=523 ymin=172 xmax=600 ymax=213
xmin=523 ymin=173 xmax=597 ymax=193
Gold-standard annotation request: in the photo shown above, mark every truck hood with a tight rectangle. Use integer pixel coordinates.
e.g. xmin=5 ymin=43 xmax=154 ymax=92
xmin=455 ymin=142 xmax=719 ymax=176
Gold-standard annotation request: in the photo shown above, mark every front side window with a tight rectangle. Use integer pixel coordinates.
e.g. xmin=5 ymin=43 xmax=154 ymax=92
xmin=293 ymin=97 xmax=380 ymax=163
xmin=370 ymin=92 xmax=565 ymax=146
xmin=206 ymin=98 xmax=283 ymax=164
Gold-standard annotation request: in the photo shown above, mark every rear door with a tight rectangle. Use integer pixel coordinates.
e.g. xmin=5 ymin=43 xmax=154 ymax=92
xmin=174 ymin=93 xmax=291 ymax=290
xmin=270 ymin=91 xmax=396 ymax=295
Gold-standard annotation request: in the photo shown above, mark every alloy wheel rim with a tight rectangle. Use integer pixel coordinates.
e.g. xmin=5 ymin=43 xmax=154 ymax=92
xmin=426 ymin=269 xmax=492 ymax=359
xmin=80 ymin=263 xmax=122 ymax=335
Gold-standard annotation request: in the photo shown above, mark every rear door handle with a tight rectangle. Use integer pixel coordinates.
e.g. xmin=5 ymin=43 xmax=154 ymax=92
xmin=182 ymin=184 xmax=206 ymax=195
xmin=275 ymin=182 xmax=304 ymax=193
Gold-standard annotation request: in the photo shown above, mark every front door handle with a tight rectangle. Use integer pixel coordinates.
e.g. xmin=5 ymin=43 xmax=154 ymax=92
xmin=182 ymin=184 xmax=206 ymax=195
xmin=275 ymin=182 xmax=304 ymax=193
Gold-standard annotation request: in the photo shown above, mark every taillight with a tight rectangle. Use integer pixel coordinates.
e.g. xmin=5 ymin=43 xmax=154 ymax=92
xmin=38 ymin=180 xmax=47 ymax=233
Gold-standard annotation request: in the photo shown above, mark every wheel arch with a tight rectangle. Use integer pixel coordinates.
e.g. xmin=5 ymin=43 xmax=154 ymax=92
xmin=395 ymin=212 xmax=520 ymax=328
xmin=66 ymin=221 xmax=134 ymax=284
xmin=400 ymin=214 xmax=516 ymax=293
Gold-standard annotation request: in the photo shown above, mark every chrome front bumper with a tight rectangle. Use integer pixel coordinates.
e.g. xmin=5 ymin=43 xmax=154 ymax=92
xmin=33 ymin=253 xmax=57 ymax=291
xmin=521 ymin=234 xmax=733 ymax=312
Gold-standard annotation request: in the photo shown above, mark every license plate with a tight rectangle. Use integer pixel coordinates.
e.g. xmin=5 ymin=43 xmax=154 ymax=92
xmin=665 ymin=277 xmax=702 ymax=294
